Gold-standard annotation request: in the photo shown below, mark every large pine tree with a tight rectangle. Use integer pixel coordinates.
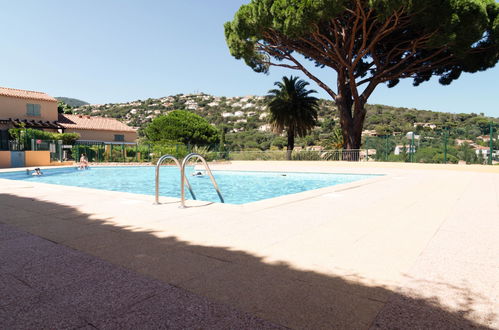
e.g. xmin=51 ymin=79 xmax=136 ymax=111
xmin=225 ymin=0 xmax=499 ymax=149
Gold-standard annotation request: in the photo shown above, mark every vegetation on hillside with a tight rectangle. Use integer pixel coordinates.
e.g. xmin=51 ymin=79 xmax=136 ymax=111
xmin=55 ymin=97 xmax=89 ymax=108
xmin=57 ymin=101 xmax=74 ymax=114
xmin=68 ymin=92 xmax=498 ymax=163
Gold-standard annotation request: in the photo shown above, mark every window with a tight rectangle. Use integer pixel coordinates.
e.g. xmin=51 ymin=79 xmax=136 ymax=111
xmin=114 ymin=134 xmax=124 ymax=142
xmin=26 ymin=104 xmax=41 ymax=116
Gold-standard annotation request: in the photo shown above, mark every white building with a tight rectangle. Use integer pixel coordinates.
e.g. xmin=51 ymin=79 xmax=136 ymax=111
xmin=405 ymin=132 xmax=420 ymax=140
xmin=414 ymin=122 xmax=437 ymax=129
xmin=242 ymin=103 xmax=255 ymax=109
xmin=258 ymin=124 xmax=271 ymax=132
xmin=474 ymin=146 xmax=490 ymax=158
xmin=394 ymin=145 xmax=416 ymax=155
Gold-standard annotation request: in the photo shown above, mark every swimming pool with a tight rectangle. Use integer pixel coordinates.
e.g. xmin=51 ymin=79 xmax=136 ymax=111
xmin=0 ymin=166 xmax=379 ymax=204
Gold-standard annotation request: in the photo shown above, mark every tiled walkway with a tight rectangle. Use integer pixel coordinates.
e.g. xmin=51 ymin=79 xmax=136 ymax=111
xmin=0 ymin=223 xmax=282 ymax=329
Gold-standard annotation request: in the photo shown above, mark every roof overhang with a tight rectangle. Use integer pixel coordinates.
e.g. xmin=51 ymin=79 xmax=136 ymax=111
xmin=0 ymin=118 xmax=63 ymax=130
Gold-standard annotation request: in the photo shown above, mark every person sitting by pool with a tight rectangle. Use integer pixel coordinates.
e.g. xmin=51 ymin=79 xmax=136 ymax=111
xmin=32 ymin=168 xmax=43 ymax=176
xmin=79 ymin=153 xmax=89 ymax=170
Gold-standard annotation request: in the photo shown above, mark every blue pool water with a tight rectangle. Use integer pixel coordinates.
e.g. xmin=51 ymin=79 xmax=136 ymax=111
xmin=0 ymin=166 xmax=378 ymax=204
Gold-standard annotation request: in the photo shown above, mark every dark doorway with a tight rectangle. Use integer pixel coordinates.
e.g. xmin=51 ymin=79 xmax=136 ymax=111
xmin=0 ymin=130 xmax=9 ymax=151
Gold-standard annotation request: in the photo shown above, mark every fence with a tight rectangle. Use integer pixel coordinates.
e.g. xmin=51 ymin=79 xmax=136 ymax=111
xmin=72 ymin=142 xmax=210 ymax=163
xmin=207 ymin=149 xmax=365 ymax=161
xmin=59 ymin=143 xmax=369 ymax=163
xmin=8 ymin=139 xmax=64 ymax=162
xmin=4 ymin=123 xmax=497 ymax=166
xmin=7 ymin=140 xmax=191 ymax=164
xmin=72 ymin=142 xmax=152 ymax=163
xmin=364 ymin=124 xmax=498 ymax=165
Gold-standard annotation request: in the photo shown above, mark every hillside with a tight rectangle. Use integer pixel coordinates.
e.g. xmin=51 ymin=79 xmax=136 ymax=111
xmin=70 ymin=93 xmax=498 ymax=151
xmin=56 ymin=97 xmax=89 ymax=108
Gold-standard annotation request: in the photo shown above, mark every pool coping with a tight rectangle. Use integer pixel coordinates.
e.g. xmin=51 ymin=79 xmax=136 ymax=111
xmin=0 ymin=164 xmax=391 ymax=210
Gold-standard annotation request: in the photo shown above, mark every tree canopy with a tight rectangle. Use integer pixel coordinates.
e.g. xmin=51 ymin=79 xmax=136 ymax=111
xmin=145 ymin=110 xmax=219 ymax=146
xmin=57 ymin=101 xmax=73 ymax=114
xmin=225 ymin=0 xmax=499 ymax=149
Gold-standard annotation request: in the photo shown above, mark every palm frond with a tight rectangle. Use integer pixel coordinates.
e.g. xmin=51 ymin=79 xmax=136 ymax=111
xmin=266 ymin=76 xmax=319 ymax=138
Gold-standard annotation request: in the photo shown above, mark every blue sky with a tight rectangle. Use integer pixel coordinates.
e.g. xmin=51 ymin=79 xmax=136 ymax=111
xmin=1 ymin=0 xmax=498 ymax=117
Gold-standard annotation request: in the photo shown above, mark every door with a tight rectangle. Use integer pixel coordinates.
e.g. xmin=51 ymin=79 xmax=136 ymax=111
xmin=0 ymin=130 xmax=8 ymax=151
xmin=10 ymin=151 xmax=25 ymax=167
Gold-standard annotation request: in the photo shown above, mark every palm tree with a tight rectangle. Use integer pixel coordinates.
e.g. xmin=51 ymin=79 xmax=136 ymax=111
xmin=267 ymin=76 xmax=319 ymax=160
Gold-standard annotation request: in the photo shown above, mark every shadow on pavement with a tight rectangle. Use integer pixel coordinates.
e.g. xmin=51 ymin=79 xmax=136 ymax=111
xmin=0 ymin=193 xmax=495 ymax=329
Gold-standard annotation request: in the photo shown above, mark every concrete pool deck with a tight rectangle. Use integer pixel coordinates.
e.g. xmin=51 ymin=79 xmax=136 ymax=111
xmin=0 ymin=161 xmax=498 ymax=329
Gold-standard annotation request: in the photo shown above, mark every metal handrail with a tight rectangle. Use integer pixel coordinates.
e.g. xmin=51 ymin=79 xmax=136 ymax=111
xmin=154 ymin=154 xmax=195 ymax=204
xmin=180 ymin=153 xmax=224 ymax=208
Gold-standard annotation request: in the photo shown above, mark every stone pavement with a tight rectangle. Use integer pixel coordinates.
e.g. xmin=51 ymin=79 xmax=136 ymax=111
xmin=0 ymin=161 xmax=498 ymax=329
xmin=0 ymin=224 xmax=282 ymax=329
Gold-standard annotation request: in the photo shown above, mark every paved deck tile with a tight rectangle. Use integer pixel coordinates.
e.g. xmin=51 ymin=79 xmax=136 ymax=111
xmin=0 ymin=224 xmax=282 ymax=329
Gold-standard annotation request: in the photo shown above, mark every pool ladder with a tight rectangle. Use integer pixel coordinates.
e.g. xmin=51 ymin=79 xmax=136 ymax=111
xmin=154 ymin=153 xmax=224 ymax=207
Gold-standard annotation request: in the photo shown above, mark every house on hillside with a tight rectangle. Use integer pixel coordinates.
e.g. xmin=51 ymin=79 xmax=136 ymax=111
xmin=477 ymin=135 xmax=491 ymax=142
xmin=413 ymin=122 xmax=437 ymax=129
xmin=58 ymin=114 xmax=137 ymax=144
xmin=474 ymin=145 xmax=490 ymax=159
xmin=0 ymin=87 xmax=61 ymax=150
xmin=455 ymin=139 xmax=474 ymax=146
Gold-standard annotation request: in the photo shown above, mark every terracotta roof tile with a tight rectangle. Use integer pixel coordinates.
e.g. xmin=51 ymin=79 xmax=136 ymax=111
xmin=474 ymin=145 xmax=490 ymax=150
xmin=58 ymin=114 xmax=136 ymax=132
xmin=0 ymin=87 xmax=57 ymax=102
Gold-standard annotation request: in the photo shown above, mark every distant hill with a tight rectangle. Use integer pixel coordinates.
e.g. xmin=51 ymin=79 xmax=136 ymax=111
xmin=68 ymin=92 xmax=498 ymax=153
xmin=56 ymin=97 xmax=89 ymax=108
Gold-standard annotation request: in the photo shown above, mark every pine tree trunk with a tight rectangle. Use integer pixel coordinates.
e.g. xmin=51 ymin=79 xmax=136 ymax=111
xmin=286 ymin=129 xmax=294 ymax=160
xmin=334 ymin=79 xmax=366 ymax=162
xmin=336 ymin=88 xmax=365 ymax=150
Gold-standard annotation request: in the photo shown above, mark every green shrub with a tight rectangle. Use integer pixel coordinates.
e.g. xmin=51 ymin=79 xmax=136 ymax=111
xmin=151 ymin=143 xmax=189 ymax=164
xmin=8 ymin=128 xmax=80 ymax=146
xmin=292 ymin=151 xmax=322 ymax=160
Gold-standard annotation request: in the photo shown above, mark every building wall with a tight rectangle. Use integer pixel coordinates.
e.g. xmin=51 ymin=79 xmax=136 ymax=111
xmin=64 ymin=129 xmax=137 ymax=143
xmin=0 ymin=151 xmax=11 ymax=168
xmin=25 ymin=151 xmax=51 ymax=166
xmin=0 ymin=95 xmax=58 ymax=121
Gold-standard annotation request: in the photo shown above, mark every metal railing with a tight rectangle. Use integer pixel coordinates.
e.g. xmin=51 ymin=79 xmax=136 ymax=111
xmin=154 ymin=154 xmax=195 ymax=205
xmin=180 ymin=153 xmax=224 ymax=208
xmin=179 ymin=149 xmax=369 ymax=162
